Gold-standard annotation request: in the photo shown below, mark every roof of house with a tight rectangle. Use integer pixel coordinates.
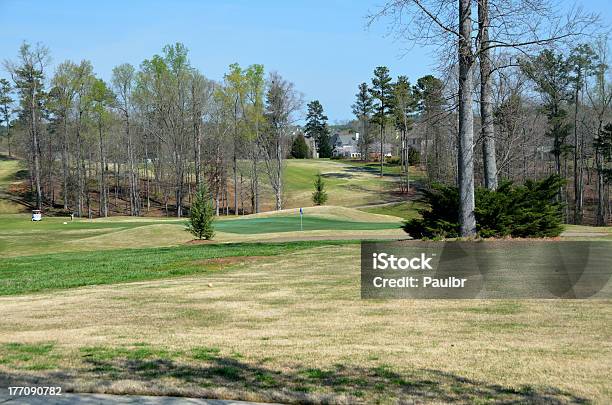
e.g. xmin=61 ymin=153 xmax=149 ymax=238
xmin=331 ymin=133 xmax=358 ymax=147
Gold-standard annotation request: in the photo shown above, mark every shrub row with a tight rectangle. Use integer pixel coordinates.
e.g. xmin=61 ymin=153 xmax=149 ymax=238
xmin=404 ymin=175 xmax=564 ymax=238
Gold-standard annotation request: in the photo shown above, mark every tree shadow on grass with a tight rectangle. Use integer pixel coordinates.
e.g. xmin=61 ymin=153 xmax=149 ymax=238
xmin=0 ymin=354 xmax=592 ymax=404
xmin=319 ymin=172 xmax=354 ymax=180
xmin=344 ymin=164 xmax=401 ymax=178
xmin=0 ymin=154 xmax=18 ymax=161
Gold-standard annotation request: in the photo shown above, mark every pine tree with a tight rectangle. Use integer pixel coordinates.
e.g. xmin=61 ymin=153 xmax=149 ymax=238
xmin=522 ymin=50 xmax=573 ymax=182
xmin=369 ymin=66 xmax=394 ymax=176
xmin=304 ymin=100 xmax=332 ymax=158
xmin=290 ymin=133 xmax=309 ymax=158
xmin=0 ymin=79 xmax=13 ymax=157
xmin=352 ymin=82 xmax=374 ymax=160
xmin=414 ymin=75 xmax=446 ymax=183
xmin=393 ymin=75 xmax=416 ymax=191
xmin=186 ymin=184 xmax=215 ymax=240
xmin=312 ymin=173 xmax=328 ymax=205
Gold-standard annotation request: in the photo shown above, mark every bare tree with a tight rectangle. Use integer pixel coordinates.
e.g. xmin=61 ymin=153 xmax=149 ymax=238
xmin=4 ymin=42 xmax=50 ymax=210
xmin=0 ymin=79 xmax=13 ymax=158
xmin=189 ymin=71 xmax=213 ymax=190
xmin=478 ymin=0 xmax=497 ymax=189
xmin=112 ymin=63 xmax=140 ymax=215
xmin=262 ymin=72 xmax=302 ymax=210
xmin=586 ymin=38 xmax=612 ymax=225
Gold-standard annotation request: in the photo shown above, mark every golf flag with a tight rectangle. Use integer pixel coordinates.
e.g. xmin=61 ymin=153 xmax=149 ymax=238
xmin=299 ymin=208 xmax=303 ymax=231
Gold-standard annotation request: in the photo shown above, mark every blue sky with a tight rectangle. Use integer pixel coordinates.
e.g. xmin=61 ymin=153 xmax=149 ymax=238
xmin=1 ymin=0 xmax=610 ymax=122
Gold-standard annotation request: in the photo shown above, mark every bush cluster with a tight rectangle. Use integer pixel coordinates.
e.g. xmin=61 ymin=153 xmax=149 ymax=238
xmin=186 ymin=185 xmax=215 ymax=240
xmin=384 ymin=149 xmax=420 ymax=166
xmin=312 ymin=173 xmax=328 ymax=205
xmin=408 ymin=148 xmax=420 ymax=165
xmin=290 ymin=134 xmax=309 ymax=159
xmin=403 ymin=175 xmax=564 ymax=239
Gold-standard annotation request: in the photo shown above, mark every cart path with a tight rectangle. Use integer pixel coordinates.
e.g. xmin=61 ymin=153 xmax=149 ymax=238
xmin=0 ymin=392 xmax=276 ymax=405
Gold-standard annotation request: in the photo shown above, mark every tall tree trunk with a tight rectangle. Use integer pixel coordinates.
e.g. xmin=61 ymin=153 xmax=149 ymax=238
xmin=4 ymin=114 xmax=11 ymax=157
xmin=572 ymin=82 xmax=582 ymax=224
xmin=251 ymin=148 xmax=259 ymax=214
xmin=86 ymin=151 xmax=92 ymax=218
xmin=596 ymin=150 xmax=605 ymax=226
xmin=195 ymin=124 xmax=202 ymax=189
xmin=126 ymin=114 xmax=139 ymax=216
xmin=30 ymin=84 xmax=42 ymax=210
xmin=114 ymin=162 xmax=119 ymax=209
xmin=379 ymin=124 xmax=384 ymax=177
xmin=275 ymin=135 xmax=283 ymax=210
xmin=176 ymin=158 xmax=184 ymax=218
xmin=478 ymin=0 xmax=498 ymax=190
xmin=76 ymin=113 xmax=84 ymax=217
xmin=254 ymin=125 xmax=260 ymax=213
xmin=595 ymin=118 xmax=605 ymax=227
xmin=403 ymin=117 xmax=410 ymax=192
xmin=98 ymin=121 xmax=108 ymax=217
xmin=233 ymin=101 xmax=239 ymax=215
xmin=144 ymin=131 xmax=150 ymax=212
xmin=61 ymin=116 xmax=69 ymax=210
xmin=458 ymin=0 xmax=477 ymax=237
xmin=361 ymin=119 xmax=367 ymax=161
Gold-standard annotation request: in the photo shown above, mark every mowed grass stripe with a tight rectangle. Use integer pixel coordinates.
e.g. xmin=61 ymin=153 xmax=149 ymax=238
xmin=215 ymin=216 xmax=401 ymax=234
xmin=0 ymin=241 xmax=355 ymax=296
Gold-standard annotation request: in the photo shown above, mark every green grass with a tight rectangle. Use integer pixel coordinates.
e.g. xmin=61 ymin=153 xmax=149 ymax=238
xmin=283 ymin=160 xmax=347 ymax=192
xmin=0 ymin=213 xmax=399 ymax=257
xmin=0 ymin=214 xmax=184 ymax=257
xmin=0 ymin=214 xmax=176 ymax=232
xmin=0 ymin=156 xmax=24 ymax=184
xmin=0 ymin=342 xmax=58 ymax=370
xmin=80 ymin=345 xmax=181 ymax=362
xmin=0 ymin=156 xmax=27 ymax=214
xmin=0 ymin=240 xmax=355 ymax=296
xmin=216 ymin=216 xmax=400 ymax=234
xmin=359 ymin=201 xmax=427 ymax=220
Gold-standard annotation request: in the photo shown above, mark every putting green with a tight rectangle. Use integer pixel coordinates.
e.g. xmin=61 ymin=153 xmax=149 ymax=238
xmin=215 ymin=215 xmax=400 ymax=234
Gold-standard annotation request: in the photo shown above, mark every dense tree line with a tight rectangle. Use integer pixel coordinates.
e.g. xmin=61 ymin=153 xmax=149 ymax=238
xmin=344 ymin=42 xmax=612 ymax=227
xmin=1 ymin=42 xmax=302 ymax=217
xmin=365 ymin=1 xmax=611 ymax=229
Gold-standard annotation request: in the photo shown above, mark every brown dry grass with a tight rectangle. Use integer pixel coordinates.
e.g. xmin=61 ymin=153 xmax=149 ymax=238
xmin=0 ymin=245 xmax=610 ymax=403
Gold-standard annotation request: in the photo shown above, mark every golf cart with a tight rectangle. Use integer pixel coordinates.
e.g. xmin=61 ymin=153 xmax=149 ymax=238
xmin=31 ymin=209 xmax=42 ymax=221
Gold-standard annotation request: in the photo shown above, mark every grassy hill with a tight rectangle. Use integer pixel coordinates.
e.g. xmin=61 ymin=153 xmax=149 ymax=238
xmin=0 ymin=155 xmax=28 ymax=214
xmin=257 ymin=158 xmax=417 ymax=209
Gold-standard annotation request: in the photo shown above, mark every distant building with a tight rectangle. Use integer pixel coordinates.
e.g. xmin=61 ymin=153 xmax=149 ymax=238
xmin=403 ymin=123 xmax=436 ymax=157
xmin=330 ymin=132 xmax=361 ymax=158
xmin=368 ymin=141 xmax=394 ymax=160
